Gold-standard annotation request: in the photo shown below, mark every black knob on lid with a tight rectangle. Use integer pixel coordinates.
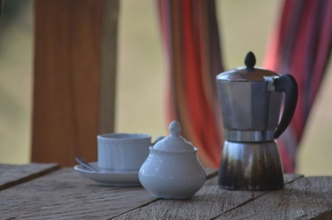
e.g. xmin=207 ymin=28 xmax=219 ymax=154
xmin=245 ymin=51 xmax=256 ymax=69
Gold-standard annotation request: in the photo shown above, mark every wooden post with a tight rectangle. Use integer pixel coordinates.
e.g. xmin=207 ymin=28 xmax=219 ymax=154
xmin=31 ymin=0 xmax=119 ymax=166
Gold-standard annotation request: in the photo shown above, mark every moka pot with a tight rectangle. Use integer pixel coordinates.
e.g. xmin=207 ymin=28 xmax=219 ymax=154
xmin=216 ymin=52 xmax=298 ymax=190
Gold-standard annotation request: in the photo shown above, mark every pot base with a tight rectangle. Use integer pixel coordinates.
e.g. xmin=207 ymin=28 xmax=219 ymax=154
xmin=218 ymin=141 xmax=284 ymax=191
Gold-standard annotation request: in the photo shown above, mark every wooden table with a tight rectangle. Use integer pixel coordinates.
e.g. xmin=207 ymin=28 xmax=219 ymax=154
xmin=0 ymin=163 xmax=331 ymax=219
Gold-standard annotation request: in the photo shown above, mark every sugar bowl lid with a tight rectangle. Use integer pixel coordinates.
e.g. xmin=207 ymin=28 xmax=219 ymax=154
xmin=154 ymin=121 xmax=195 ymax=152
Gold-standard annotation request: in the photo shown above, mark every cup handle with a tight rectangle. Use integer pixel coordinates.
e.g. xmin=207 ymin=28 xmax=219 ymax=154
xmin=152 ymin=136 xmax=165 ymax=145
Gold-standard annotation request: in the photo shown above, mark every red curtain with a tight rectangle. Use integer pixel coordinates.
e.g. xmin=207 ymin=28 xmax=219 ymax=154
xmin=157 ymin=0 xmax=332 ymax=172
xmin=264 ymin=0 xmax=332 ymax=172
xmin=158 ymin=0 xmax=223 ymax=167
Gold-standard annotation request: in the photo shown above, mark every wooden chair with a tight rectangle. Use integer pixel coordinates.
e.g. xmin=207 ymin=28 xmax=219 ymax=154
xmin=31 ymin=0 xmax=119 ymax=167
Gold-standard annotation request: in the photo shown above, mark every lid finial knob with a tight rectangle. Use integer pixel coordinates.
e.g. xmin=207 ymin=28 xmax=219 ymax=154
xmin=245 ymin=51 xmax=256 ymax=69
xmin=154 ymin=120 xmax=194 ymax=151
xmin=169 ymin=121 xmax=181 ymax=136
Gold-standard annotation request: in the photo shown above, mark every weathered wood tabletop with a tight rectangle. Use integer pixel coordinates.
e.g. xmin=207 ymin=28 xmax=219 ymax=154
xmin=0 ymin=163 xmax=331 ymax=219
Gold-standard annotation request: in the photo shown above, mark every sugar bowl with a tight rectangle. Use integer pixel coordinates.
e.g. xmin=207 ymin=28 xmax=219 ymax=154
xmin=139 ymin=121 xmax=206 ymax=199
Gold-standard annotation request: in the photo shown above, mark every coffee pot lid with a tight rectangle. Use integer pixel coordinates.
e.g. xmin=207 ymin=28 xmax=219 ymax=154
xmin=216 ymin=52 xmax=279 ymax=82
xmin=154 ymin=121 xmax=195 ymax=152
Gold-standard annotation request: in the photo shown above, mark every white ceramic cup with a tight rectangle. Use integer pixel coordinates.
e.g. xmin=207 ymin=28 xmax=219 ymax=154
xmin=97 ymin=133 xmax=151 ymax=172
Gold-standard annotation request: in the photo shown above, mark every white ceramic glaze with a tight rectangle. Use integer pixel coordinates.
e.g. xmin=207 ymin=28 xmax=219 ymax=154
xmin=97 ymin=133 xmax=151 ymax=172
xmin=74 ymin=162 xmax=140 ymax=186
xmin=139 ymin=121 xmax=206 ymax=199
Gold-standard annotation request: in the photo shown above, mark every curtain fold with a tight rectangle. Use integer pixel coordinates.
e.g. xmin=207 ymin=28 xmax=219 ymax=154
xmin=157 ymin=0 xmax=224 ymax=167
xmin=264 ymin=0 xmax=332 ymax=172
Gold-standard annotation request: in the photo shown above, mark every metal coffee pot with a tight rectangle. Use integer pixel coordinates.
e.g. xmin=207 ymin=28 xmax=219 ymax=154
xmin=216 ymin=52 xmax=298 ymax=190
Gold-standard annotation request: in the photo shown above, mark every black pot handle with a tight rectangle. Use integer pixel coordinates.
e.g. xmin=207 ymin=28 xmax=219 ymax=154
xmin=273 ymin=74 xmax=298 ymax=139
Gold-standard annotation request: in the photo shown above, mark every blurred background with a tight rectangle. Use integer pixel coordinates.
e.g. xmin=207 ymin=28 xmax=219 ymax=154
xmin=0 ymin=0 xmax=331 ymax=175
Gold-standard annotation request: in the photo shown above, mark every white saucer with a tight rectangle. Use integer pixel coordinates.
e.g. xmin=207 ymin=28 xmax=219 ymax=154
xmin=74 ymin=162 xmax=141 ymax=187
